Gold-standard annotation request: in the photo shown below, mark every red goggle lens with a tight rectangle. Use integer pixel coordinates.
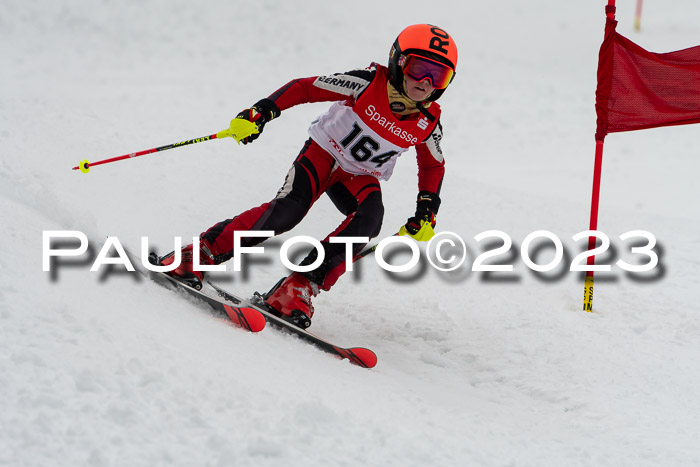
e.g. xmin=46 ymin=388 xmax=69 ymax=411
xmin=401 ymin=55 xmax=454 ymax=89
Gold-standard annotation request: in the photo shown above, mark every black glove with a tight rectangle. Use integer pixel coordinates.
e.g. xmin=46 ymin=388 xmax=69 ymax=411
xmin=235 ymin=98 xmax=281 ymax=145
xmin=404 ymin=191 xmax=441 ymax=235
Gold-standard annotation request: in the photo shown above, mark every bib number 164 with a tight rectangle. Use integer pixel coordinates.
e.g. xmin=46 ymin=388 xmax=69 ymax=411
xmin=340 ymin=122 xmax=398 ymax=167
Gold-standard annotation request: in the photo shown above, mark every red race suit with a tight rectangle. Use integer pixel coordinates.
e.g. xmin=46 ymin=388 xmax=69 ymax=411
xmin=201 ymin=63 xmax=446 ymax=289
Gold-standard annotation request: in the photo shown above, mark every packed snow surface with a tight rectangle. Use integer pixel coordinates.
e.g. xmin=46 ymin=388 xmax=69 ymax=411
xmin=2 ymin=0 xmax=700 ymax=466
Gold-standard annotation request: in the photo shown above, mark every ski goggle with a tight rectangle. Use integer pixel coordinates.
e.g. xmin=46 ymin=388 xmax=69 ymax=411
xmin=400 ymin=54 xmax=454 ymax=89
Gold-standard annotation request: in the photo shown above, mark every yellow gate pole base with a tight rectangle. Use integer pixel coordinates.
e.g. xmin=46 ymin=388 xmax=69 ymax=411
xmin=582 ymin=275 xmax=594 ymax=312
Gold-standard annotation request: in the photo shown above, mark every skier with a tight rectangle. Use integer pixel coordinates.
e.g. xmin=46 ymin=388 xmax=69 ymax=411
xmin=161 ymin=24 xmax=458 ymax=328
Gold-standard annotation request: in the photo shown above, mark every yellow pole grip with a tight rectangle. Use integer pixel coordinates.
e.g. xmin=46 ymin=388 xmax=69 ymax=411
xmin=216 ymin=118 xmax=260 ymax=144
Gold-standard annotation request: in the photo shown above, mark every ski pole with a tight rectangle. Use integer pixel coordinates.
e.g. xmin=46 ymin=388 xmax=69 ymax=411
xmin=355 ymin=223 xmax=434 ymax=261
xmin=72 ymin=118 xmax=259 ymax=173
xmin=355 ymin=241 xmax=382 ymax=261
xmin=355 ymin=232 xmax=400 ymax=262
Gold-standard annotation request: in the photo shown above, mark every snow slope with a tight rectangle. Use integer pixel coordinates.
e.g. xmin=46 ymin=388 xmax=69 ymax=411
xmin=2 ymin=0 xmax=700 ymax=465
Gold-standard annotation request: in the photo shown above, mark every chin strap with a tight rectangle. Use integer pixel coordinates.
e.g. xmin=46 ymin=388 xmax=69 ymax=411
xmin=417 ymin=103 xmax=437 ymax=122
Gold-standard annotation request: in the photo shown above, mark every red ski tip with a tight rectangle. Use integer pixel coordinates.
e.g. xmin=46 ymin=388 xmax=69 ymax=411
xmin=341 ymin=347 xmax=378 ymax=368
xmin=223 ymin=305 xmax=266 ymax=333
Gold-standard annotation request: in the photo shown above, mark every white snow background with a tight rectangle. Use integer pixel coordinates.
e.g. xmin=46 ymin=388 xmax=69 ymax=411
xmin=2 ymin=0 xmax=700 ymax=466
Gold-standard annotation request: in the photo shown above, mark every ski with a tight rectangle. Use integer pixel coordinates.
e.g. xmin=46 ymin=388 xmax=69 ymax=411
xmin=131 ymin=250 xmax=377 ymax=368
xmin=127 ymin=250 xmax=266 ymax=333
xmin=208 ymin=281 xmax=378 ymax=369
xmin=149 ymin=270 xmax=267 ymax=333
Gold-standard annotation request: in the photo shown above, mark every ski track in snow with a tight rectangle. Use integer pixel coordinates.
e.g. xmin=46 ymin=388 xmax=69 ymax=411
xmin=2 ymin=0 xmax=700 ymax=466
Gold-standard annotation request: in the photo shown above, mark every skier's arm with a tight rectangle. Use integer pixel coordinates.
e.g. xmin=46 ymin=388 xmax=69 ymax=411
xmin=269 ymin=67 xmax=376 ymax=111
xmin=234 ymin=67 xmax=377 ymax=144
xmin=400 ymin=122 xmax=445 ymax=241
xmin=415 ymin=120 xmax=445 ymax=194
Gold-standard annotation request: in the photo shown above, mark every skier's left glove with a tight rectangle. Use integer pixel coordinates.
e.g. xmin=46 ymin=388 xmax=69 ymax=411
xmin=399 ymin=191 xmax=440 ymax=242
xmin=234 ymin=98 xmax=281 ymax=145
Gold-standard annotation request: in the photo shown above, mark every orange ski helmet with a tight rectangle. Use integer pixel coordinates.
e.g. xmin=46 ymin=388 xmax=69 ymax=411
xmin=388 ymin=24 xmax=458 ymax=102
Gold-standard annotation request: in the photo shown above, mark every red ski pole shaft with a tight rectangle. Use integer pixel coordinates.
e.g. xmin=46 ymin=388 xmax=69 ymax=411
xmin=72 ymin=133 xmax=218 ymax=172
xmin=72 ymin=118 xmax=259 ymax=173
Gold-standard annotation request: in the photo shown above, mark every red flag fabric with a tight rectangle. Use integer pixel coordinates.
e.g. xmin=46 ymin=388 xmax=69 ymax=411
xmin=595 ymin=15 xmax=700 ymax=140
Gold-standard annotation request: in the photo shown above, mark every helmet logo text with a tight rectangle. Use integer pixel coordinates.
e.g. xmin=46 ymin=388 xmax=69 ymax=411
xmin=428 ymin=26 xmax=450 ymax=55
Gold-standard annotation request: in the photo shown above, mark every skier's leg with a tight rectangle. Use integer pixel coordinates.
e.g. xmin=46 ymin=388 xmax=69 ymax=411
xmin=264 ymin=170 xmax=383 ymax=325
xmin=298 ymin=174 xmax=384 ymax=291
xmin=200 ymin=139 xmax=336 ymax=262
xmin=162 ymin=139 xmax=335 ymax=281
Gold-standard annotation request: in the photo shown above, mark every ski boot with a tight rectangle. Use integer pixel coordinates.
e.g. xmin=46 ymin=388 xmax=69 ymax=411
xmin=156 ymin=241 xmax=214 ymax=290
xmin=263 ymin=273 xmax=319 ymax=329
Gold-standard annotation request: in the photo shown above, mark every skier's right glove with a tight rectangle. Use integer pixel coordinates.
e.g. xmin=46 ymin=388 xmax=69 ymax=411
xmin=235 ymin=98 xmax=281 ymax=145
